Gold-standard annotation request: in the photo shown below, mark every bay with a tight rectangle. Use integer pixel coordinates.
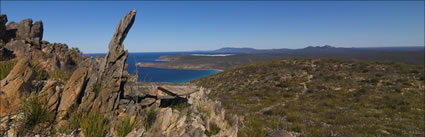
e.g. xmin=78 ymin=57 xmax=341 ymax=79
xmin=87 ymin=52 xmax=223 ymax=83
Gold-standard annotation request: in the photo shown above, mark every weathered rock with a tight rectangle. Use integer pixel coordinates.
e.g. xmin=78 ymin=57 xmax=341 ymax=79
xmin=93 ymin=9 xmax=136 ymax=114
xmin=78 ymin=57 xmax=104 ymax=112
xmin=57 ymin=67 xmax=88 ymax=120
xmin=4 ymin=40 xmax=30 ymax=58
xmin=39 ymin=80 xmax=63 ymax=113
xmin=29 ymin=21 xmax=43 ymax=45
xmin=140 ymin=98 xmax=156 ymax=106
xmin=0 ymin=58 xmax=35 ymax=116
xmin=4 ymin=18 xmax=43 ymax=45
xmin=158 ymin=85 xmax=198 ymax=96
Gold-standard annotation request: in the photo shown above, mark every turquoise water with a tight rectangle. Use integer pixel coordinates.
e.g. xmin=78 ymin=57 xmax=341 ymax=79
xmin=89 ymin=52 xmax=223 ymax=83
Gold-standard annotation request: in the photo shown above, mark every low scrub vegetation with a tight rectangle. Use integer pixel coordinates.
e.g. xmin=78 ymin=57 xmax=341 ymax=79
xmin=116 ymin=115 xmax=135 ymax=137
xmin=62 ymin=110 xmax=108 ymax=137
xmin=144 ymin=110 xmax=157 ymax=130
xmin=194 ymin=59 xmax=425 ymax=137
xmin=0 ymin=60 xmax=16 ymax=80
xmin=49 ymin=69 xmax=71 ymax=82
xmin=171 ymin=102 xmax=188 ymax=112
xmin=17 ymin=92 xmax=53 ymax=135
xmin=79 ymin=111 xmax=108 ymax=137
xmin=205 ymin=122 xmax=221 ymax=136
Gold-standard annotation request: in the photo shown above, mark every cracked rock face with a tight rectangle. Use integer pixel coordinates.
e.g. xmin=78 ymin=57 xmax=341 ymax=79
xmin=0 ymin=58 xmax=35 ymax=116
xmin=92 ymin=9 xmax=136 ymax=114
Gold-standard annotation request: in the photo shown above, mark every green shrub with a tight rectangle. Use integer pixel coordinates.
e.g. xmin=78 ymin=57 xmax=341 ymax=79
xmin=117 ymin=115 xmax=135 ymax=137
xmin=49 ymin=69 xmax=71 ymax=82
xmin=79 ymin=111 xmax=108 ymax=137
xmin=205 ymin=122 xmax=221 ymax=136
xmin=70 ymin=47 xmax=82 ymax=57
xmin=0 ymin=60 xmax=16 ymax=80
xmin=18 ymin=92 xmax=53 ymax=134
xmin=171 ymin=102 xmax=187 ymax=112
xmin=63 ymin=109 xmax=82 ymax=134
xmin=144 ymin=110 xmax=157 ymax=130
xmin=92 ymin=81 xmax=102 ymax=96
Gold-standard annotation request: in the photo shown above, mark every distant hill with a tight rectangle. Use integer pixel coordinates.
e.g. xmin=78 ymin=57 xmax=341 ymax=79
xmin=194 ymin=58 xmax=425 ymax=137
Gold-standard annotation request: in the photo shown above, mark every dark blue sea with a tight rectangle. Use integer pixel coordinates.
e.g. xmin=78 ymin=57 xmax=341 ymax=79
xmin=87 ymin=52 xmax=223 ymax=83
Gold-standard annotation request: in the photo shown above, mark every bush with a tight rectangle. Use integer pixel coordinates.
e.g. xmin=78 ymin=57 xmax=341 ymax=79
xmin=144 ymin=110 xmax=157 ymax=130
xmin=18 ymin=93 xmax=53 ymax=134
xmin=171 ymin=102 xmax=187 ymax=112
xmin=79 ymin=111 xmax=108 ymax=137
xmin=117 ymin=115 xmax=135 ymax=137
xmin=205 ymin=122 xmax=221 ymax=136
xmin=0 ymin=60 xmax=16 ymax=80
xmin=70 ymin=47 xmax=82 ymax=57
xmin=63 ymin=109 xmax=82 ymax=134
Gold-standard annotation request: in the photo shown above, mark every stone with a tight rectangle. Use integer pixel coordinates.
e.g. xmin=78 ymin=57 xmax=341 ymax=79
xmin=38 ymin=80 xmax=62 ymax=113
xmin=29 ymin=21 xmax=43 ymax=45
xmin=0 ymin=58 xmax=35 ymax=116
xmin=93 ymin=9 xmax=136 ymax=114
xmin=57 ymin=67 xmax=88 ymax=120
xmin=140 ymin=98 xmax=156 ymax=106
xmin=4 ymin=18 xmax=43 ymax=45
xmin=158 ymin=85 xmax=198 ymax=96
xmin=123 ymin=82 xmax=147 ymax=98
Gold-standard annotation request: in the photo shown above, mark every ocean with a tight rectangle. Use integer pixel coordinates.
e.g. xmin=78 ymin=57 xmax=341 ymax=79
xmin=88 ymin=52 xmax=222 ymax=83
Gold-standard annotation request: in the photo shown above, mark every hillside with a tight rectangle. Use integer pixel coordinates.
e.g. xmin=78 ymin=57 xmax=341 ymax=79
xmin=136 ymin=46 xmax=424 ymax=71
xmin=193 ymin=59 xmax=425 ymax=137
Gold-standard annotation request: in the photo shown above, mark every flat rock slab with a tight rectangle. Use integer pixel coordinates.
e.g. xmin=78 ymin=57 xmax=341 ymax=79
xmin=157 ymin=85 xmax=198 ymax=96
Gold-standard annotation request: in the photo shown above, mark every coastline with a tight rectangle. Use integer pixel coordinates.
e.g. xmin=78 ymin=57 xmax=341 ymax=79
xmin=136 ymin=62 xmax=224 ymax=71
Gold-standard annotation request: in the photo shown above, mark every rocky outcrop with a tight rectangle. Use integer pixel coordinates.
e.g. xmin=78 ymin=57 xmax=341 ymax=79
xmin=0 ymin=14 xmax=79 ymax=72
xmin=0 ymin=58 xmax=35 ymax=116
xmin=126 ymin=87 xmax=239 ymax=137
xmin=5 ymin=18 xmax=43 ymax=45
xmin=92 ymin=9 xmax=136 ymax=114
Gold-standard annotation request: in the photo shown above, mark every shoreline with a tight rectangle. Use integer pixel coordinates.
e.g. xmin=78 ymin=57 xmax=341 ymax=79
xmin=136 ymin=63 xmax=224 ymax=72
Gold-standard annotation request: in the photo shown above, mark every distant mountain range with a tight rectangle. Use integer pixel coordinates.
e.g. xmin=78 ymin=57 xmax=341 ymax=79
xmin=212 ymin=45 xmax=424 ymax=53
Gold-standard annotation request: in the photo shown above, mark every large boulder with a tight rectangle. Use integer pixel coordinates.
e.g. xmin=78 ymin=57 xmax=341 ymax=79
xmin=92 ymin=9 xmax=136 ymax=114
xmin=0 ymin=58 xmax=35 ymax=116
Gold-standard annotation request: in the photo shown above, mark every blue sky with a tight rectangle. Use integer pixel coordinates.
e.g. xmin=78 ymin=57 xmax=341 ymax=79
xmin=1 ymin=1 xmax=424 ymax=53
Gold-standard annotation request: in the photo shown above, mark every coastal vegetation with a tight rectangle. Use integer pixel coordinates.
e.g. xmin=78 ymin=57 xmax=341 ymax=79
xmin=17 ymin=92 xmax=53 ymax=135
xmin=0 ymin=60 xmax=16 ymax=79
xmin=116 ymin=115 xmax=136 ymax=137
xmin=194 ymin=58 xmax=425 ymax=137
